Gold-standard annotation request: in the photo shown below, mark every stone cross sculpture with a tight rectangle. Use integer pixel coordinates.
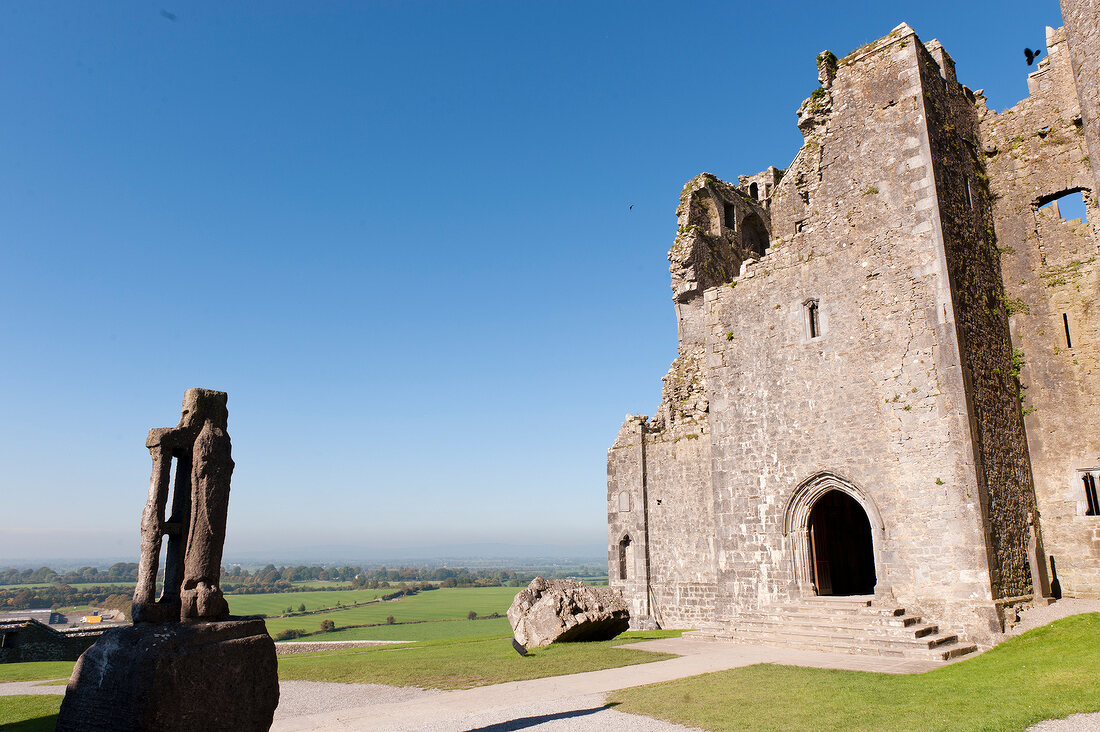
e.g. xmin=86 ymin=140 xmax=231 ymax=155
xmin=133 ymin=387 xmax=233 ymax=623
xmin=58 ymin=389 xmax=279 ymax=732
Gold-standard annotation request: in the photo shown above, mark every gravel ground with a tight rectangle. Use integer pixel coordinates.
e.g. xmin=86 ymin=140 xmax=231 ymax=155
xmin=275 ymin=681 xmax=443 ymax=719
xmin=276 ymin=640 xmax=411 ymax=655
xmin=1005 ymin=598 xmax=1100 ymax=637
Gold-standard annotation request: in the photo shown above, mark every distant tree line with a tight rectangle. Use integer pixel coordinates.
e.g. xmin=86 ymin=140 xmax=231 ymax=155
xmin=0 ymin=562 xmax=607 ymax=611
xmin=219 ymin=565 xmax=544 ymax=594
xmin=0 ymin=563 xmax=139 ymax=586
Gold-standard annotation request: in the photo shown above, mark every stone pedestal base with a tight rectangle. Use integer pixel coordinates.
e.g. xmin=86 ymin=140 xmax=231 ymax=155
xmin=57 ymin=618 xmax=279 ymax=732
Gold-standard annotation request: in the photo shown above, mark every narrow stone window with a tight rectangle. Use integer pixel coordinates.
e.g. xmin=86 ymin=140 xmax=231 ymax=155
xmin=618 ymin=491 xmax=631 ymax=512
xmin=723 ymin=202 xmax=737 ymax=232
xmin=618 ymin=536 xmax=632 ymax=580
xmin=749 ymin=182 xmax=759 ymax=200
xmin=1081 ymin=470 xmax=1099 ymax=516
xmin=1063 ymin=313 xmax=1073 ymax=348
xmin=804 ymin=298 xmax=821 ymax=340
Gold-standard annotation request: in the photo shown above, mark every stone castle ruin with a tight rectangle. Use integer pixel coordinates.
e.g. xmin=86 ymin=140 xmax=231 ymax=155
xmin=608 ymin=0 xmax=1099 ymax=655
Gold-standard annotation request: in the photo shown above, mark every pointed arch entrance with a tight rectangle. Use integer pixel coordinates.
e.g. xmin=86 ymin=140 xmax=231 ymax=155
xmin=783 ymin=472 xmax=886 ymax=598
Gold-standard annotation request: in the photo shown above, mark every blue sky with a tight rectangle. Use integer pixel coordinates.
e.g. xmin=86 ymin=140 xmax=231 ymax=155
xmin=0 ymin=1 xmax=1066 ymax=563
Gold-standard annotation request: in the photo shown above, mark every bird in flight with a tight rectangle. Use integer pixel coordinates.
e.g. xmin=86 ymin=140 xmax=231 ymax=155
xmin=160 ymin=9 xmax=177 ymax=21
xmin=1025 ymin=47 xmax=1043 ymax=65
xmin=629 ymin=204 xmax=634 ymax=210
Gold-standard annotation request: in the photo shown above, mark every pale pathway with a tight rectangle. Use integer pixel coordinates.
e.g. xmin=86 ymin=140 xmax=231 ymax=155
xmin=271 ymin=637 xmax=938 ymax=731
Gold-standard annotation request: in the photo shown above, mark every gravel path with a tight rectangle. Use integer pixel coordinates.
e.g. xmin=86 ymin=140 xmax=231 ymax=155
xmin=0 ymin=679 xmax=67 ymax=696
xmin=275 ymin=685 xmax=699 ymax=731
xmin=1006 ymin=598 xmax=1100 ymax=636
xmin=276 ymin=681 xmax=442 ymax=718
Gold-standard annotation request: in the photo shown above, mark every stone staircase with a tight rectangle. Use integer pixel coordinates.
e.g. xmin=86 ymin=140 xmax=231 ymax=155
xmin=684 ymin=596 xmax=977 ymax=661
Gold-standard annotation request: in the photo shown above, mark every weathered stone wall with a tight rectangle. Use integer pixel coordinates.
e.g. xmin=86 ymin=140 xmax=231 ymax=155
xmin=609 ymin=18 xmax=1100 ymax=647
xmin=607 ymin=417 xmax=653 ymax=623
xmin=980 ymin=25 xmax=1100 ymax=597
xmin=919 ymin=41 xmax=1041 ymax=602
xmin=0 ymin=620 xmax=103 ymax=663
xmin=1060 ymin=0 xmax=1100 ymax=195
xmin=705 ymin=26 xmax=1000 ymax=641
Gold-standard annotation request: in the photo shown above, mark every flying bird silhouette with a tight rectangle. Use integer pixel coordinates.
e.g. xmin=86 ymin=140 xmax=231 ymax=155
xmin=1025 ymin=47 xmax=1042 ymax=65
xmin=629 ymin=204 xmax=634 ymax=210
xmin=160 ymin=9 xmax=177 ymax=21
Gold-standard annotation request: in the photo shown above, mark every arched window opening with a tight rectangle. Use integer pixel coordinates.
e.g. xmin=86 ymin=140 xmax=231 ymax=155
xmin=618 ymin=536 xmax=632 ymax=580
xmin=804 ymin=298 xmax=821 ymax=340
xmin=723 ymin=202 xmax=737 ymax=231
xmin=1038 ymin=188 xmax=1089 ymax=222
xmin=749 ymin=182 xmax=759 ymax=200
xmin=808 ymin=491 xmax=876 ymax=596
xmin=741 ymin=213 xmax=769 ymax=257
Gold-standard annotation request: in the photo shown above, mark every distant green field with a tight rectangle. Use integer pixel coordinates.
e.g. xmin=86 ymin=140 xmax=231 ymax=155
xmin=261 ymin=587 xmax=517 ymax=637
xmin=285 ymin=616 xmax=513 ymax=642
xmin=225 ymin=589 xmax=389 ymax=617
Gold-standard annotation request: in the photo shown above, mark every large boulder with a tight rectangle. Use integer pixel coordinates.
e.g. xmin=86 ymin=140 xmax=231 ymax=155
xmin=508 ymin=577 xmax=630 ymax=648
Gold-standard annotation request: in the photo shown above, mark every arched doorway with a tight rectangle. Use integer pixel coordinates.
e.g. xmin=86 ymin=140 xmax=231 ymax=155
xmin=808 ymin=491 xmax=876 ymax=596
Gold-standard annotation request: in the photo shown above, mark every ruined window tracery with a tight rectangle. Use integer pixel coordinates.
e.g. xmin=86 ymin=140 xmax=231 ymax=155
xmin=618 ymin=535 xmax=632 ymax=580
xmin=1080 ymin=470 xmax=1099 ymax=516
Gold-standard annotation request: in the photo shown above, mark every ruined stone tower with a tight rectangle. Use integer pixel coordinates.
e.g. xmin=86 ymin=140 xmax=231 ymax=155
xmin=608 ymin=1 xmax=1098 ymax=651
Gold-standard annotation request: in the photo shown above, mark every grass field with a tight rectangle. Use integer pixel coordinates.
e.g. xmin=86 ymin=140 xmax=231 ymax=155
xmin=0 ymin=695 xmax=62 ymax=731
xmin=259 ymin=587 xmax=517 ymax=637
xmin=610 ymin=613 xmax=1100 ymax=732
xmin=296 ymin=616 xmax=513 ymax=642
xmin=0 ymin=662 xmax=75 ymax=683
xmin=278 ymin=629 xmax=681 ymax=689
xmin=225 ymin=588 xmax=390 ymax=616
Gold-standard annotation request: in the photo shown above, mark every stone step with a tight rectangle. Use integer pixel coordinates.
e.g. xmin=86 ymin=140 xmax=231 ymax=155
xmin=712 ymin=623 xmax=956 ymax=649
xmin=773 ymin=603 xmax=907 ymax=618
xmin=731 ymin=615 xmax=939 ymax=637
xmin=768 ymin=608 xmax=922 ymax=626
xmin=685 ymin=628 xmax=976 ymax=661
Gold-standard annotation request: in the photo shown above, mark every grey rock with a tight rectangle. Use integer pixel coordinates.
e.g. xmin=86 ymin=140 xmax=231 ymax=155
xmin=508 ymin=577 xmax=630 ymax=648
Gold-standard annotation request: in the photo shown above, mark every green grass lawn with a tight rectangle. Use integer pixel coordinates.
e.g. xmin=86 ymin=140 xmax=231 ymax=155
xmin=225 ymin=588 xmax=390 ymax=617
xmin=0 ymin=696 xmax=62 ymax=731
xmin=0 ymin=661 xmax=75 ymax=683
xmin=260 ymin=587 xmax=517 ymax=637
xmin=610 ymin=613 xmax=1100 ymax=732
xmin=278 ymin=629 xmax=681 ymax=689
xmin=295 ymin=616 xmax=512 ymax=642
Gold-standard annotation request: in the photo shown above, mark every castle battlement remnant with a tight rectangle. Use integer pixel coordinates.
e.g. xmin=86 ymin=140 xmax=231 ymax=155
xmin=609 ymin=0 xmax=1098 ymax=655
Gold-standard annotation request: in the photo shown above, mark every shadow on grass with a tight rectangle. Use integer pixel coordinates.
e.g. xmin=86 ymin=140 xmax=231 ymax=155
xmin=2 ymin=714 xmax=59 ymax=732
xmin=465 ymin=705 xmax=610 ymax=731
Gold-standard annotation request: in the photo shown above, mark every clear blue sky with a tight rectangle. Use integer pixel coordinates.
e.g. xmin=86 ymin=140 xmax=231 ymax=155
xmin=0 ymin=0 xmax=1065 ymax=564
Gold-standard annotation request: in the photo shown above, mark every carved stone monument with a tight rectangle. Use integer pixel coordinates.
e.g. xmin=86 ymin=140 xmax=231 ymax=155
xmin=57 ymin=389 xmax=279 ymax=732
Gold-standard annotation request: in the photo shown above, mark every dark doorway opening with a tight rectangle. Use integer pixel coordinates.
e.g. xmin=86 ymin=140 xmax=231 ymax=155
xmin=808 ymin=490 xmax=876 ymax=596
xmin=741 ymin=213 xmax=769 ymax=257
